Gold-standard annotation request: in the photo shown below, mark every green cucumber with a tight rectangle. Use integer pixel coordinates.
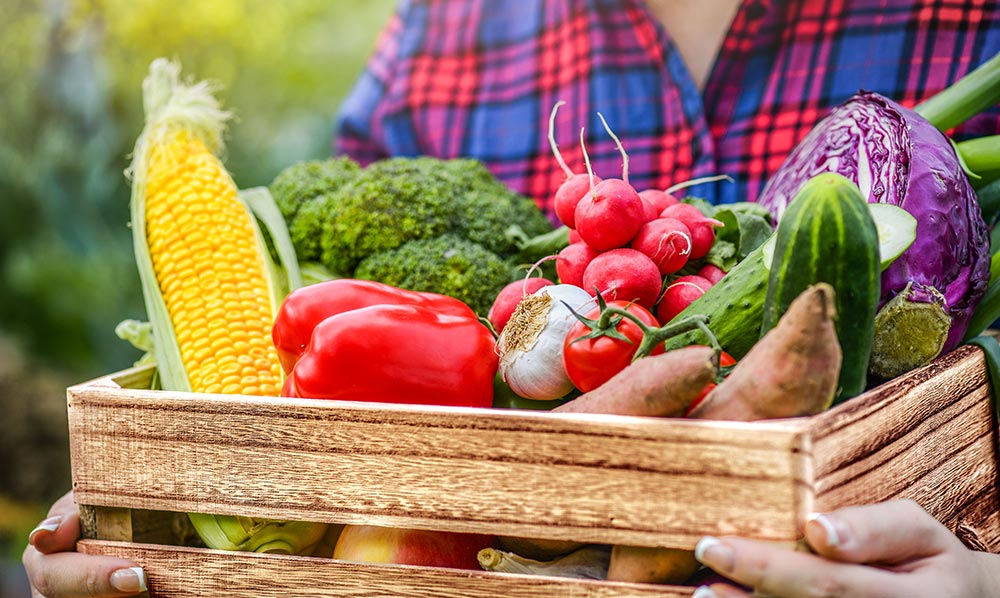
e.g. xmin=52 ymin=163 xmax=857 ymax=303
xmin=661 ymin=237 xmax=771 ymax=359
xmin=762 ymin=173 xmax=881 ymax=402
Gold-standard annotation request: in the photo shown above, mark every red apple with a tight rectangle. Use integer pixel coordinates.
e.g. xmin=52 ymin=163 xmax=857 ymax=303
xmin=332 ymin=525 xmax=495 ymax=570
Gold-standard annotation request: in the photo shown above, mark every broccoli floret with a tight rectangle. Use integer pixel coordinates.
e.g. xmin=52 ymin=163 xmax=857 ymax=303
xmin=269 ymin=157 xmax=360 ymax=262
xmin=319 ymin=158 xmax=460 ymax=274
xmin=354 ymin=234 xmax=516 ymax=315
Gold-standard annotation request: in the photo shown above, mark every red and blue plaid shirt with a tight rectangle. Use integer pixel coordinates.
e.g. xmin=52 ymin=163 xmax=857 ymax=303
xmin=335 ymin=0 xmax=1000 ymax=220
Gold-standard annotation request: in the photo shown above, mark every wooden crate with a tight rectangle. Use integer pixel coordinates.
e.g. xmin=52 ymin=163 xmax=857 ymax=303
xmin=68 ymin=344 xmax=1000 ymax=597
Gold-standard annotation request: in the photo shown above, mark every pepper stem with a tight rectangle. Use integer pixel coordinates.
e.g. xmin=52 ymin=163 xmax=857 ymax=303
xmin=914 ymin=51 xmax=1000 ymax=132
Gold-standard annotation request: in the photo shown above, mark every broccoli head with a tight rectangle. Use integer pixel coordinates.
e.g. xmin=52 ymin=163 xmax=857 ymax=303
xmin=354 ymin=234 xmax=517 ymax=315
xmin=319 ymin=158 xmax=460 ymax=275
xmin=269 ymin=157 xmax=360 ymax=262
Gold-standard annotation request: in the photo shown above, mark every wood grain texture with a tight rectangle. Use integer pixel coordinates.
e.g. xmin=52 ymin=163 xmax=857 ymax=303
xmin=78 ymin=540 xmax=695 ymax=598
xmin=69 ymin=369 xmax=809 ymax=548
xmin=807 ymin=345 xmax=1000 ymax=549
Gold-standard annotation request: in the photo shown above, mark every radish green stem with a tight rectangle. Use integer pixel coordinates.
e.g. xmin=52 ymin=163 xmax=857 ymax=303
xmin=548 ymin=101 xmax=574 ymax=178
xmin=596 ymin=112 xmax=629 ymax=185
xmin=665 ymin=174 xmax=735 ymax=195
xmin=915 ymin=51 xmax=1000 ymax=132
xmin=956 ymin=135 xmax=1000 ymax=188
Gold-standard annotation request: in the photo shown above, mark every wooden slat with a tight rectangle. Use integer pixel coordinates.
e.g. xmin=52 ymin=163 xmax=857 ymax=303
xmin=68 ymin=382 xmax=809 ymax=548
xmin=806 ymin=345 xmax=1000 ymax=549
xmin=78 ymin=540 xmax=694 ymax=598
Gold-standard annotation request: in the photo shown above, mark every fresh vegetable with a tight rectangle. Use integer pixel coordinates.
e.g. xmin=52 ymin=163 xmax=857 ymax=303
xmin=657 ymin=275 xmax=713 ymax=323
xmin=555 ymin=242 xmax=601 ymax=288
xmin=126 ymin=59 xmax=321 ymax=554
xmin=554 ymin=345 xmax=717 ymax=417
xmin=756 ymin=84 xmax=996 ymax=354
xmin=573 ymin=115 xmax=646 ymax=251
xmin=273 ymin=279 xmax=477 ymax=374
xmin=762 ymin=173 xmax=881 ymax=401
xmin=689 ymin=283 xmax=842 ymax=420
xmin=659 ymin=203 xmax=724 ymax=259
xmin=563 ymin=299 xmax=663 ymax=392
xmin=630 ymin=217 xmax=693 ymax=275
xmin=334 ymin=525 xmax=495 ymax=570
xmin=479 ymin=545 xmax=612 ymax=580
xmin=284 ymin=303 xmax=497 ymax=407
xmin=581 ymin=248 xmax=662 ymax=310
xmin=606 ymin=545 xmax=700 ymax=585
xmin=697 ymin=264 xmax=726 ymax=284
xmin=488 ymin=277 xmax=555 ymax=334
xmin=869 ymin=282 xmax=951 ymax=379
xmin=548 ymin=101 xmax=601 ymax=228
xmin=496 ymin=535 xmax=586 ymax=561
xmin=684 ymin=349 xmax=737 ymax=416
xmin=271 ymin=155 xmax=556 ymax=314
xmin=638 ymin=188 xmax=679 ymax=214
xmin=497 ymin=284 xmax=597 ymax=400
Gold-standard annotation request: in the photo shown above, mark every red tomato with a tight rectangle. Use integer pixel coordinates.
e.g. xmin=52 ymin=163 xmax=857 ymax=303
xmin=562 ymin=301 xmax=663 ymax=392
xmin=684 ymin=349 xmax=738 ymax=416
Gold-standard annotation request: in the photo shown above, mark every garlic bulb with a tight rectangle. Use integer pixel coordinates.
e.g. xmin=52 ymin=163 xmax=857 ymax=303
xmin=496 ymin=284 xmax=595 ymax=400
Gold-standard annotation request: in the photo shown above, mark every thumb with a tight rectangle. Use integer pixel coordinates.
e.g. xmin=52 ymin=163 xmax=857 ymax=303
xmin=804 ymin=499 xmax=961 ymax=565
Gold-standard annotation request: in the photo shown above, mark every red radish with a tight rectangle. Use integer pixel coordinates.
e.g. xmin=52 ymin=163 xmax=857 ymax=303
xmin=488 ymin=277 xmax=555 ymax=333
xmin=638 ymin=188 xmax=680 ymax=214
xmin=547 ymin=101 xmax=601 ymax=228
xmin=697 ymin=264 xmax=727 ymax=285
xmin=575 ymin=179 xmax=645 ymax=250
xmin=657 ymin=275 xmax=712 ymax=323
xmin=630 ymin=217 xmax=693 ymax=275
xmin=636 ymin=192 xmax=662 ymax=223
xmin=567 ymin=228 xmax=582 ymax=244
xmin=573 ymin=113 xmax=646 ymax=250
xmin=582 ymin=248 xmax=662 ymax=309
xmin=556 ymin=242 xmax=601 ymax=287
xmin=659 ymin=203 xmax=724 ymax=259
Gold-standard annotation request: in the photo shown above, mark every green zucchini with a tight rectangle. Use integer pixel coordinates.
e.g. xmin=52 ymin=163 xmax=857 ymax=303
xmin=762 ymin=173 xmax=881 ymax=402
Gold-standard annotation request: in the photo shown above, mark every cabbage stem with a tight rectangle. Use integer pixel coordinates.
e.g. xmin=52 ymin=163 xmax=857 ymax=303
xmin=915 ymin=51 xmax=1000 ymax=133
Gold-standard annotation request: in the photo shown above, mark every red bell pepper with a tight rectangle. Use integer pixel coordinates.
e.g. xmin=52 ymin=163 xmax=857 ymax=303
xmin=272 ymin=279 xmax=477 ymax=374
xmin=282 ymin=303 xmax=497 ymax=408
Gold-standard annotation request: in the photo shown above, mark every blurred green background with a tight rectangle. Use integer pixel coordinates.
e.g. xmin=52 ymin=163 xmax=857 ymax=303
xmin=0 ymin=0 xmax=396 ymax=584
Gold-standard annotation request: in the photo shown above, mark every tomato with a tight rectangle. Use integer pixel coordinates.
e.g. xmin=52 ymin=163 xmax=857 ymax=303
xmin=562 ymin=300 xmax=663 ymax=393
xmin=684 ymin=349 xmax=738 ymax=416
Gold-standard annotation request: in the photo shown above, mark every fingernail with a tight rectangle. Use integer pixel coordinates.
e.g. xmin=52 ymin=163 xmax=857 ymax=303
xmin=693 ymin=585 xmax=719 ymax=598
xmin=694 ymin=536 xmax=734 ymax=573
xmin=28 ymin=516 xmax=63 ymax=544
xmin=806 ymin=512 xmax=844 ymax=547
xmin=110 ymin=567 xmax=147 ymax=593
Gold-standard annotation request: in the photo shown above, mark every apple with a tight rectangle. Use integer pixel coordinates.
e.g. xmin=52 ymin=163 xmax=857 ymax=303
xmin=332 ymin=524 xmax=495 ymax=570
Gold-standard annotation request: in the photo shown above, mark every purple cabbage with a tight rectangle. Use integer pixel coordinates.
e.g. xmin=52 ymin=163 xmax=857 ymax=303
xmin=757 ymin=91 xmax=990 ymax=353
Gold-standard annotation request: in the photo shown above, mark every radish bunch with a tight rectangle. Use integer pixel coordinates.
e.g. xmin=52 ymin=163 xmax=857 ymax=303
xmin=548 ymin=103 xmax=728 ymax=323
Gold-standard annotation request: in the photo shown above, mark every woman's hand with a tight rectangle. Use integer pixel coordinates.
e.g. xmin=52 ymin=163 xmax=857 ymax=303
xmin=693 ymin=499 xmax=1000 ymax=598
xmin=22 ymin=491 xmax=147 ymax=598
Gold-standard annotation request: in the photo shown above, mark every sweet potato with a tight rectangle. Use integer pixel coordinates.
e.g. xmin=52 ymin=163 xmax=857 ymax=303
xmin=607 ymin=284 xmax=842 ymax=585
xmin=688 ymin=282 xmax=842 ymax=420
xmin=554 ymin=345 xmax=718 ymax=416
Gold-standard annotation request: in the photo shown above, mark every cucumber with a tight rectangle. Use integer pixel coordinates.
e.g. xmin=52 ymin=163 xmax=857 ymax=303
xmin=662 ymin=186 xmax=913 ymax=366
xmin=762 ymin=173 xmax=881 ymax=402
xmin=661 ymin=237 xmax=771 ymax=359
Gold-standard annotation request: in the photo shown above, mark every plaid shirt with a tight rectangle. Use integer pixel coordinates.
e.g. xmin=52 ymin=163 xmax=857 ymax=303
xmin=335 ymin=0 xmax=1000 ymax=219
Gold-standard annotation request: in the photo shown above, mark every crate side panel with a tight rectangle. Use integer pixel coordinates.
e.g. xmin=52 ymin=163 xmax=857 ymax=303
xmin=808 ymin=346 xmax=1000 ymax=550
xmin=78 ymin=540 xmax=694 ymax=598
xmin=68 ymin=385 xmax=808 ymax=548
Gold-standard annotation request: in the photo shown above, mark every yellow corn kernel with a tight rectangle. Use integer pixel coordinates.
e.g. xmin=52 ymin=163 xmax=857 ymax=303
xmin=143 ymin=130 xmax=282 ymax=396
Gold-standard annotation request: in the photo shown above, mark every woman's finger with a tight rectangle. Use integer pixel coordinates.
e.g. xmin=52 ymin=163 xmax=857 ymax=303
xmin=694 ymin=535 xmax=906 ymax=598
xmin=22 ymin=547 xmax=146 ymax=598
xmin=28 ymin=491 xmax=82 ymax=555
xmin=803 ymin=499 xmax=961 ymax=565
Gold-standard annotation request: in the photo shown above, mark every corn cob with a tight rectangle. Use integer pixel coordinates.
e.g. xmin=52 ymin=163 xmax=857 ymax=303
xmin=128 ymin=58 xmax=285 ymax=396
xmin=128 ymin=59 xmax=321 ymax=555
